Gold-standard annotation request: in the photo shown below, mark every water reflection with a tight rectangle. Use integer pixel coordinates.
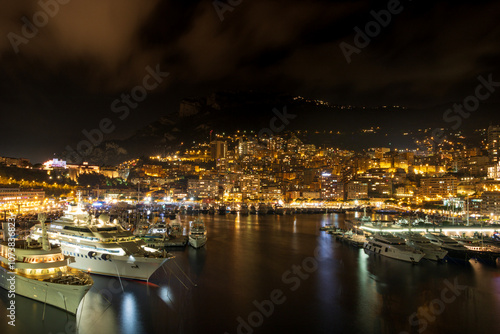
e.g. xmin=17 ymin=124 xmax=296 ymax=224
xmin=121 ymin=293 xmax=139 ymax=334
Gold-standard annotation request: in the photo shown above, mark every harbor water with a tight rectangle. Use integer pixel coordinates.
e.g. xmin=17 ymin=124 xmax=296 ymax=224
xmin=1 ymin=213 xmax=499 ymax=334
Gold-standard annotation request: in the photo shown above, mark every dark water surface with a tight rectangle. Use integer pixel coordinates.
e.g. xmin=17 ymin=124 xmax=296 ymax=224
xmin=1 ymin=213 xmax=499 ymax=334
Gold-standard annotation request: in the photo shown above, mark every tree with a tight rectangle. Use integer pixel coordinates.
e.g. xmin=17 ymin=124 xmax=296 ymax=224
xmin=77 ymin=173 xmax=107 ymax=187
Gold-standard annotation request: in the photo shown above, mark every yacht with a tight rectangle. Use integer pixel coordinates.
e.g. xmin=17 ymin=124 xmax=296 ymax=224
xmin=451 ymin=236 xmax=500 ymax=264
xmin=450 ymin=235 xmax=500 ymax=251
xmin=424 ymin=233 xmax=470 ymax=260
xmin=1 ymin=219 xmax=93 ymax=314
xmin=138 ymin=221 xmax=187 ymax=249
xmin=327 ymin=229 xmax=343 ymax=236
xmin=338 ymin=230 xmax=366 ymax=247
xmin=319 ymin=224 xmax=336 ymax=231
xmin=189 ymin=218 xmax=207 ymax=249
xmin=30 ymin=203 xmax=173 ymax=281
xmin=149 ymin=221 xmax=169 ymax=234
xmin=133 ymin=219 xmax=150 ymax=237
xmin=403 ymin=233 xmax=448 ymax=261
xmin=170 ymin=221 xmax=183 ymax=236
xmin=356 ymin=208 xmax=373 ymax=226
xmin=364 ymin=234 xmax=425 ymax=263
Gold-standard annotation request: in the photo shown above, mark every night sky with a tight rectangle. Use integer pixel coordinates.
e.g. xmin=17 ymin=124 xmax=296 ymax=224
xmin=0 ymin=0 xmax=499 ymax=162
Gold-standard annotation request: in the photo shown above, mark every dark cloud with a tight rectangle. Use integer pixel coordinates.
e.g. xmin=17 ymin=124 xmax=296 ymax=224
xmin=0 ymin=0 xmax=499 ymax=162
xmin=1 ymin=0 xmax=161 ymax=90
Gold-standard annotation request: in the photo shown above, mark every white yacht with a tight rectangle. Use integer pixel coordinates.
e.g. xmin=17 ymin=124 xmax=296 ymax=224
xmin=319 ymin=224 xmax=336 ymax=231
xmin=451 ymin=236 xmax=500 ymax=252
xmin=149 ymin=222 xmax=169 ymax=234
xmin=403 ymin=233 xmax=448 ymax=261
xmin=133 ymin=219 xmax=150 ymax=237
xmin=424 ymin=233 xmax=469 ymax=260
xmin=356 ymin=208 xmax=373 ymax=226
xmin=189 ymin=218 xmax=207 ymax=249
xmin=338 ymin=230 xmax=366 ymax=247
xmin=30 ymin=203 xmax=173 ymax=281
xmin=139 ymin=221 xmax=188 ymax=249
xmin=364 ymin=234 xmax=425 ymax=263
xmin=170 ymin=221 xmax=183 ymax=236
xmin=449 ymin=235 xmax=500 ymax=264
xmin=1 ymin=219 xmax=93 ymax=314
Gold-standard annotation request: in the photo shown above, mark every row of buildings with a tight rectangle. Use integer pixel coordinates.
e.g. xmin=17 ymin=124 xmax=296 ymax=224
xmin=0 ymin=188 xmax=45 ymax=211
xmin=4 ymin=126 xmax=500 ymax=216
xmin=100 ymin=126 xmax=500 ymax=217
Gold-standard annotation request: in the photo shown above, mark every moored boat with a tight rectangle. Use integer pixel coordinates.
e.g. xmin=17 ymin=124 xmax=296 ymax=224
xmin=189 ymin=218 xmax=207 ymax=249
xmin=30 ymin=200 xmax=173 ymax=281
xmin=403 ymin=232 xmax=448 ymax=261
xmin=1 ymin=217 xmax=93 ymax=315
xmin=364 ymin=234 xmax=424 ymax=263
xmin=424 ymin=233 xmax=470 ymax=261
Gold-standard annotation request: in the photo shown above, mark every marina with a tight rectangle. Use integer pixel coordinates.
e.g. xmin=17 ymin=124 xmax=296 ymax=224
xmin=1 ymin=212 xmax=499 ymax=334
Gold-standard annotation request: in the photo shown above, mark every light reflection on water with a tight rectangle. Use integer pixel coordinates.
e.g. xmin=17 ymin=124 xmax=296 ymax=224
xmin=0 ymin=213 xmax=499 ymax=334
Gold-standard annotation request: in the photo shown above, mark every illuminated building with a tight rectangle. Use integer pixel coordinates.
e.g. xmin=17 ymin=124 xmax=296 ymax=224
xmin=320 ymin=172 xmax=341 ymax=199
xmin=346 ymin=180 xmax=368 ymax=199
xmin=0 ymin=188 xmax=45 ymax=208
xmin=43 ymin=159 xmax=101 ymax=181
xmin=43 ymin=158 xmax=67 ymax=169
xmin=238 ymin=140 xmax=257 ymax=157
xmin=480 ymin=191 xmax=500 ymax=217
xmin=187 ymin=178 xmax=219 ymax=199
xmin=488 ymin=162 xmax=500 ymax=180
xmin=420 ymin=175 xmax=458 ymax=198
xmin=487 ymin=125 xmax=500 ymax=163
xmin=211 ymin=140 xmax=227 ymax=160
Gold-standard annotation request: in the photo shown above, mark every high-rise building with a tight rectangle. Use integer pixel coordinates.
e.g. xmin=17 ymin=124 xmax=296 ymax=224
xmin=481 ymin=191 xmax=500 ymax=217
xmin=346 ymin=180 xmax=368 ymax=199
xmin=187 ymin=178 xmax=219 ymax=199
xmin=320 ymin=171 xmax=341 ymax=199
xmin=487 ymin=125 xmax=500 ymax=163
xmin=238 ymin=140 xmax=256 ymax=157
xmin=420 ymin=175 xmax=458 ymax=198
xmin=210 ymin=140 xmax=227 ymax=160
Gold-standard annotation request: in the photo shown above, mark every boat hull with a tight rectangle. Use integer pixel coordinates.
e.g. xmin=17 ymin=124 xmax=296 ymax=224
xmin=189 ymin=236 xmax=207 ymax=249
xmin=364 ymin=242 xmax=424 ymax=263
xmin=419 ymin=248 xmax=448 ymax=261
xmin=406 ymin=242 xmax=448 ymax=261
xmin=60 ymin=245 xmax=170 ymax=281
xmin=0 ymin=266 xmax=91 ymax=314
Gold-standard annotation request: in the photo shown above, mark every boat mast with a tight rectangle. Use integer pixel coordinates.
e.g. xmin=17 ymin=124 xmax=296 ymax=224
xmin=466 ymin=195 xmax=469 ymax=227
xmin=38 ymin=213 xmax=50 ymax=251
